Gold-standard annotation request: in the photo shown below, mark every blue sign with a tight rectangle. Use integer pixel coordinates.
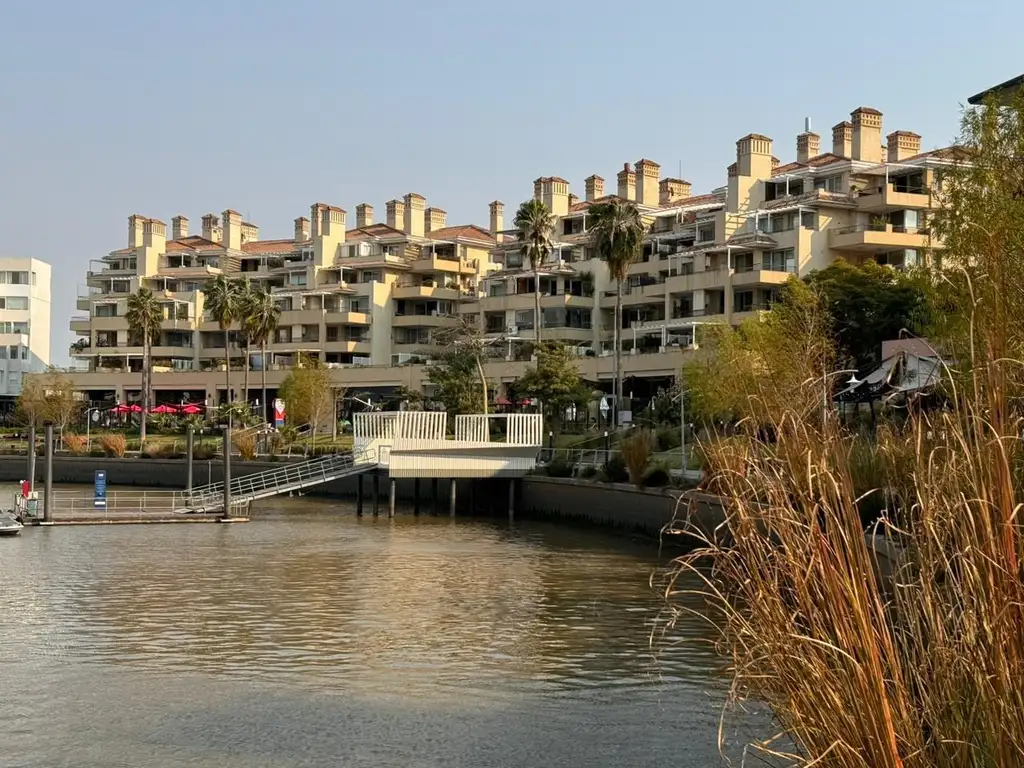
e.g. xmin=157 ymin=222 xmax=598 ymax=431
xmin=94 ymin=470 xmax=107 ymax=509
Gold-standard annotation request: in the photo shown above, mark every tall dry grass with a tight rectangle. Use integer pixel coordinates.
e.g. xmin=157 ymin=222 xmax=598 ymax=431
xmin=620 ymin=429 xmax=654 ymax=487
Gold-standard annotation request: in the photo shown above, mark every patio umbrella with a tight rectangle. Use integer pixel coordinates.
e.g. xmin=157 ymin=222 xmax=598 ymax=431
xmin=151 ymin=404 xmax=179 ymax=415
xmin=180 ymin=404 xmax=204 ymax=415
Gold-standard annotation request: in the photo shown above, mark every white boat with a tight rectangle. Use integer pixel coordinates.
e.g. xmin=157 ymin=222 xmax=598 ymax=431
xmin=0 ymin=512 xmax=23 ymax=536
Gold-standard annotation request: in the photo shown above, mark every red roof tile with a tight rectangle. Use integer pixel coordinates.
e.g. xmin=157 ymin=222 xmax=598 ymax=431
xmin=425 ymin=224 xmax=495 ymax=244
xmin=240 ymin=238 xmax=298 ymax=255
xmin=657 ymin=193 xmax=724 ymax=210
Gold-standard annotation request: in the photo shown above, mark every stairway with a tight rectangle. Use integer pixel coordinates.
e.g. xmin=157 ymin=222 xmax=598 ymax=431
xmin=177 ymin=449 xmax=377 ymax=513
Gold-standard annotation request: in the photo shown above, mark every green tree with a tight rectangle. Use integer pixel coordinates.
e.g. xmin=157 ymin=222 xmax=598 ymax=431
xmin=202 ymin=274 xmax=245 ymax=405
xmin=18 ymin=369 xmax=83 ymax=440
xmin=125 ymin=287 xmax=163 ymax=443
xmin=588 ymin=199 xmax=647 ymax=426
xmin=278 ymin=354 xmax=335 ymax=449
xmin=243 ymin=282 xmax=280 ymax=422
xmin=803 ymin=259 xmax=931 ymax=371
xmin=513 ymin=199 xmax=555 ymax=342
xmin=515 ymin=341 xmax=588 ymax=433
xmin=427 ymin=316 xmax=500 ymax=415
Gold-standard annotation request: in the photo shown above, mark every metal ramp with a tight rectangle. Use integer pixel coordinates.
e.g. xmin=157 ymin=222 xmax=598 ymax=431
xmin=176 ymin=449 xmax=377 ymax=513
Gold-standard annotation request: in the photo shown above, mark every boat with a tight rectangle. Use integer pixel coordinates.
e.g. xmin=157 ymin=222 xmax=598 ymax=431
xmin=0 ymin=512 xmax=23 ymax=536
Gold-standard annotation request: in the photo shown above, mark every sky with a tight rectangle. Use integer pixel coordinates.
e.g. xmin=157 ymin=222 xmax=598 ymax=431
xmin=2 ymin=0 xmax=1022 ymax=365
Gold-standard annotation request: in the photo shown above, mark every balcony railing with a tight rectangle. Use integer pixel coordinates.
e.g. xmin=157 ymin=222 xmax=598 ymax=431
xmin=832 ymin=224 xmax=930 ymax=236
xmin=734 ymin=263 xmax=796 ymax=274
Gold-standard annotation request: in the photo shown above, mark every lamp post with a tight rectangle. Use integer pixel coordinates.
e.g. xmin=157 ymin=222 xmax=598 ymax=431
xmin=84 ymin=406 xmax=103 ymax=453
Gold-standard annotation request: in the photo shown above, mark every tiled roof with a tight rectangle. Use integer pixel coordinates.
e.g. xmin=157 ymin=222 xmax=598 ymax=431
xmin=240 ymin=238 xmax=299 ymax=255
xmin=569 ymin=194 xmax=631 ymax=213
xmin=771 ymin=152 xmax=848 ymax=177
xmin=657 ymin=192 xmax=724 ymax=211
xmin=345 ymin=223 xmax=407 ymax=242
xmin=853 ymin=106 xmax=883 ymax=116
xmin=165 ymin=236 xmax=223 ymax=253
xmin=902 ymin=145 xmax=967 ymax=163
xmin=425 ymin=224 xmax=495 ymax=244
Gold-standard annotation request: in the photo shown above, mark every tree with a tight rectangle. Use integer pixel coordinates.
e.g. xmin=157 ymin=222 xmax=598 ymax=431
xmin=202 ymin=274 xmax=244 ymax=405
xmin=277 ymin=354 xmax=335 ymax=450
xmin=243 ymin=283 xmax=281 ymax=424
xmin=515 ymin=341 xmax=588 ymax=433
xmin=588 ymin=199 xmax=647 ymax=427
xmin=18 ymin=369 xmax=83 ymax=439
xmin=513 ymin=199 xmax=555 ymax=342
xmin=427 ymin=316 xmax=500 ymax=415
xmin=803 ymin=259 xmax=931 ymax=371
xmin=125 ymin=287 xmax=163 ymax=443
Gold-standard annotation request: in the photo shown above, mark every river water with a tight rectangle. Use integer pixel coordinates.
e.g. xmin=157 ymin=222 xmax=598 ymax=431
xmin=1 ymin=497 xmax=768 ymax=767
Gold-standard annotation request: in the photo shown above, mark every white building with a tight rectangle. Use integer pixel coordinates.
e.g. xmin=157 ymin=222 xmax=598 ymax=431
xmin=0 ymin=258 xmax=51 ymax=395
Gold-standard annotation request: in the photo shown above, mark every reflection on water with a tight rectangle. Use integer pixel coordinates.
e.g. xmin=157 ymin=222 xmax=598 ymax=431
xmin=0 ymin=496 xmax=766 ymax=767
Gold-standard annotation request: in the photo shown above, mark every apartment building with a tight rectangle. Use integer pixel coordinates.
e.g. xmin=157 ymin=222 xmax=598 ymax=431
xmin=64 ymin=104 xmax=948 ymax=408
xmin=0 ymin=257 xmax=51 ymax=397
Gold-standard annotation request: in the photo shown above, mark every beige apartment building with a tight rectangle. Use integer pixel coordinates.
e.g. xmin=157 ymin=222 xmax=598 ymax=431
xmin=66 ymin=105 xmax=949 ymax=409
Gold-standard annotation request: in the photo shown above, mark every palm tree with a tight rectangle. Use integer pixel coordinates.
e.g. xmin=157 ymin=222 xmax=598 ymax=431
xmin=236 ymin=278 xmax=254 ymax=407
xmin=513 ymin=199 xmax=555 ymax=342
xmin=588 ymin=200 xmax=647 ymax=427
xmin=202 ymin=274 xmax=244 ymax=406
xmin=125 ymin=287 xmax=163 ymax=444
xmin=244 ymin=283 xmax=281 ymax=424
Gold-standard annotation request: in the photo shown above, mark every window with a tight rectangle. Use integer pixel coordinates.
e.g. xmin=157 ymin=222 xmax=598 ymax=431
xmin=0 ymin=347 xmax=8 ymax=359
xmin=360 ymin=270 xmax=381 ymax=283
xmin=287 ymin=273 xmax=307 ymax=287
xmin=769 ymin=213 xmax=798 ymax=233
xmin=21 ymin=346 xmax=28 ymax=360
xmin=801 ymin=211 xmax=817 ymax=229
xmin=813 ymin=174 xmax=843 ymax=193
xmin=733 ymin=253 xmax=754 ymax=273
xmin=505 ymin=252 xmax=524 ymax=269
xmin=734 ymin=291 xmax=754 ymax=312
xmin=6 ymin=297 xmax=28 ymax=311
xmin=31 ymin=272 xmax=36 ymax=286
xmin=514 ymin=310 xmax=534 ymax=330
xmin=697 ymin=224 xmax=715 ymax=243
xmin=765 ymin=248 xmax=796 ymax=273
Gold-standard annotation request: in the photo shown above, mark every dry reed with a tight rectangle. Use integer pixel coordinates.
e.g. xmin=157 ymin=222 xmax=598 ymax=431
xmin=100 ymin=433 xmax=127 ymax=458
xmin=619 ymin=429 xmax=654 ymax=487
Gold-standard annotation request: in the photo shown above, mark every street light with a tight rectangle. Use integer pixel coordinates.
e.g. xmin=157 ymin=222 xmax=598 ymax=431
xmin=84 ymin=406 xmax=104 ymax=452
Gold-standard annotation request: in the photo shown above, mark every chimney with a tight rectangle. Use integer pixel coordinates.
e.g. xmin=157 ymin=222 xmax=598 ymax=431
xmin=142 ymin=218 xmax=166 ymax=246
xmin=635 ymin=159 xmax=660 ymax=207
xmin=584 ymin=175 xmax=604 ymax=202
xmin=201 ymin=213 xmax=221 ymax=243
xmin=294 ymin=217 xmax=310 ymax=242
xmin=568 ymin=193 xmax=579 ymax=209
xmin=538 ymin=177 xmax=569 ymax=216
xmin=796 ymin=132 xmax=821 ymax=164
xmin=831 ymin=122 xmax=852 ymax=158
xmin=489 ymin=200 xmax=504 ymax=243
xmin=659 ymin=178 xmax=692 ymax=206
xmin=309 ymin=203 xmax=327 ymax=239
xmin=729 ymin=134 xmax=774 ymax=212
xmin=617 ymin=163 xmax=636 ymax=201
xmin=851 ymin=107 xmax=883 ymax=163
xmin=887 ymin=131 xmax=922 ymax=162
xmin=314 ymin=205 xmax=346 ymax=267
xmin=222 ymin=209 xmax=242 ymax=250
xmin=385 ymin=199 xmax=405 ymax=230
xmin=171 ymin=215 xmax=189 ymax=240
xmin=355 ymin=203 xmax=373 ymax=228
xmin=403 ymin=193 xmax=425 ymax=237
xmin=138 ymin=218 xmax=167 ymax=276
xmin=533 ymin=178 xmax=543 ymax=201
xmin=241 ymin=221 xmax=259 ymax=244
xmin=128 ymin=214 xmax=146 ymax=248
xmin=425 ymin=207 xmax=447 ymax=234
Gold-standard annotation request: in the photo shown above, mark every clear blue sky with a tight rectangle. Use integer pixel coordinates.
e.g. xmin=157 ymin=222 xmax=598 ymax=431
xmin=2 ymin=0 xmax=1021 ymax=364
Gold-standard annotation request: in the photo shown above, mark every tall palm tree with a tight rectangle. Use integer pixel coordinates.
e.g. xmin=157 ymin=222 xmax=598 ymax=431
xmin=236 ymin=277 xmax=254 ymax=407
xmin=125 ymin=287 xmax=163 ymax=443
xmin=202 ymin=274 xmax=244 ymax=406
xmin=244 ymin=283 xmax=281 ymax=424
xmin=513 ymin=199 xmax=555 ymax=342
xmin=588 ymin=199 xmax=647 ymax=427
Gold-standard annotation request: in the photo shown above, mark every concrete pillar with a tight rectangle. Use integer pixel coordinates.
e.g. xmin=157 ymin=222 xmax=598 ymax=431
xmin=469 ymin=480 xmax=475 ymax=515
xmin=185 ymin=426 xmax=194 ymax=491
xmin=373 ymin=473 xmax=380 ymax=516
xmin=27 ymin=422 xmax=36 ymax=493
xmin=222 ymin=422 xmax=232 ymax=518
xmin=356 ymin=474 xmax=364 ymax=516
xmin=42 ymin=422 xmax=53 ymax=523
xmin=508 ymin=479 xmax=516 ymax=521
xmin=432 ymin=478 xmax=439 ymax=515
xmin=449 ymin=478 xmax=457 ymax=517
xmin=389 ymin=478 xmax=396 ymax=518
xmin=413 ymin=478 xmax=420 ymax=515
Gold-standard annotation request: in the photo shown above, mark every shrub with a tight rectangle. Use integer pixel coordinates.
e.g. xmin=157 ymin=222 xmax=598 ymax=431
xmin=546 ymin=456 xmax=574 ymax=478
xmin=193 ymin=444 xmax=215 ymax=461
xmin=63 ymin=433 xmax=88 ymax=456
xmin=655 ymin=426 xmax=681 ymax=453
xmin=644 ymin=462 xmax=671 ymax=488
xmin=234 ymin=432 xmax=258 ymax=461
xmin=100 ymin=433 xmax=127 ymax=458
xmin=600 ymin=454 xmax=628 ymax=484
xmin=619 ymin=429 xmax=655 ymax=487
xmin=579 ymin=465 xmax=598 ymax=479
xmin=142 ymin=442 xmax=183 ymax=459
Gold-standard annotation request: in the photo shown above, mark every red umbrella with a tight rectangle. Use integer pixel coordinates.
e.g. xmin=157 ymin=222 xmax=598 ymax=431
xmin=180 ymin=404 xmax=204 ymax=415
xmin=151 ymin=404 xmax=179 ymax=415
xmin=110 ymin=404 xmax=139 ymax=414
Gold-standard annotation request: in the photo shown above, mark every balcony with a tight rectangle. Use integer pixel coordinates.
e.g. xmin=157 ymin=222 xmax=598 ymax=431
xmin=393 ymin=283 xmax=462 ymax=301
xmin=411 ymin=255 xmax=476 ymax=275
xmin=731 ymin=266 xmax=795 ymax=287
xmin=829 ymin=224 xmax=935 ymax=253
xmin=856 ymin=183 xmax=933 ymax=213
xmin=279 ymin=309 xmax=326 ymax=325
xmin=323 ymin=340 xmax=371 ymax=355
xmin=393 ymin=313 xmax=460 ymax=328
xmin=664 ymin=268 xmax=731 ymax=294
xmin=324 ymin=310 xmax=371 ymax=325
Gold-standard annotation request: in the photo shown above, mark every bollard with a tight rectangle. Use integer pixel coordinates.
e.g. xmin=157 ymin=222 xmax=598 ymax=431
xmin=185 ymin=426 xmax=194 ymax=492
xmin=27 ymin=422 xmax=36 ymax=494
xmin=222 ymin=421 xmax=232 ymax=519
xmin=43 ymin=422 xmax=53 ymax=523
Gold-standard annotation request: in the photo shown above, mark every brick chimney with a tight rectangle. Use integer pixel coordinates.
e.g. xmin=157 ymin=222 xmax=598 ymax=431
xmin=584 ymin=175 xmax=604 ymax=202
xmin=403 ymin=193 xmax=425 ymax=237
xmin=355 ymin=203 xmax=373 ymax=228
xmin=617 ymin=163 xmax=636 ymax=201
xmin=222 ymin=210 xmax=242 ymax=250
xmin=128 ymin=214 xmax=146 ymax=248
xmin=385 ymin=199 xmax=405 ymax=230
xmin=851 ymin=107 xmax=883 ymax=163
xmin=832 ymin=122 xmax=853 ymax=157
xmin=635 ymin=159 xmax=660 ymax=206
xmin=568 ymin=193 xmax=579 ymax=209
xmin=797 ymin=132 xmax=821 ymax=163
xmin=294 ymin=217 xmax=310 ymax=242
xmin=489 ymin=200 xmax=504 ymax=244
xmin=171 ymin=215 xmax=189 ymax=240
xmin=425 ymin=207 xmax=447 ymax=234
xmin=201 ymin=213 xmax=221 ymax=243
xmin=659 ymin=178 xmax=692 ymax=206
xmin=537 ymin=177 xmax=569 ymax=216
xmin=309 ymin=203 xmax=327 ymax=240
xmin=138 ymin=218 xmax=166 ymax=275
xmin=314 ymin=205 xmax=346 ymax=267
xmin=241 ymin=221 xmax=259 ymax=244
xmin=887 ymin=131 xmax=922 ymax=162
